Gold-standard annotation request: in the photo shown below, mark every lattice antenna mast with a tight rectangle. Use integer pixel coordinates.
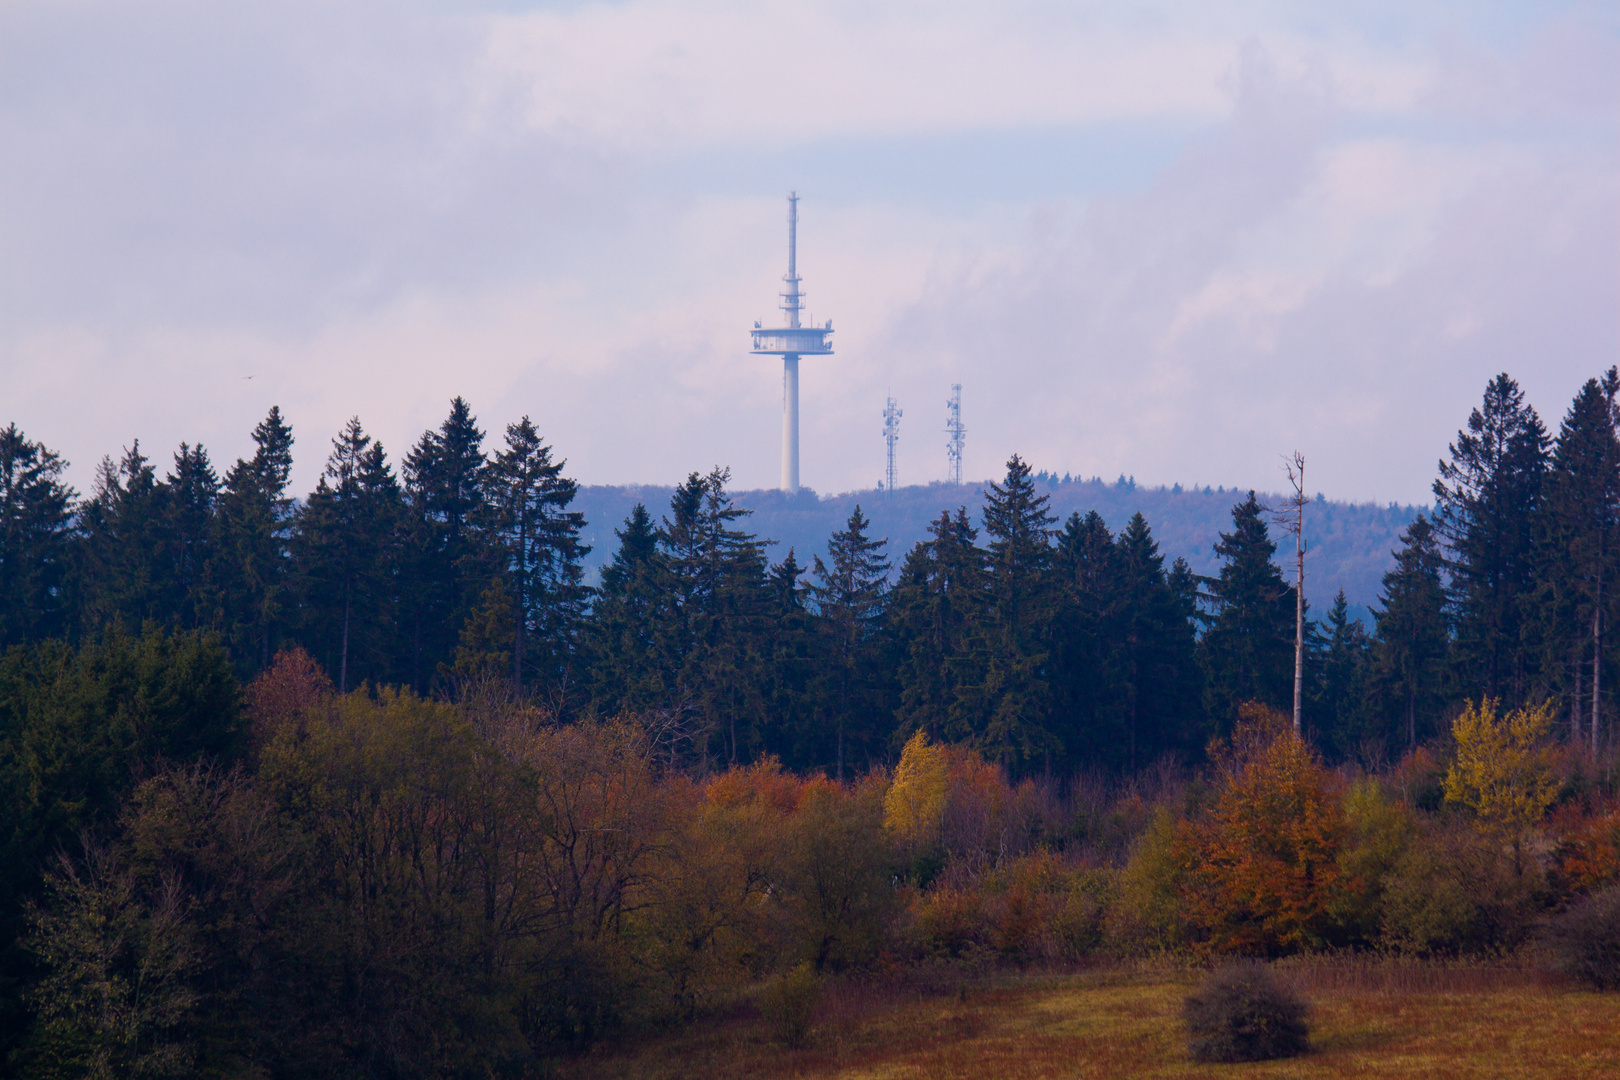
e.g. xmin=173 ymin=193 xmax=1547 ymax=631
xmin=883 ymin=395 xmax=902 ymax=494
xmin=750 ymin=192 xmax=833 ymax=494
xmin=945 ymin=383 xmax=966 ymax=485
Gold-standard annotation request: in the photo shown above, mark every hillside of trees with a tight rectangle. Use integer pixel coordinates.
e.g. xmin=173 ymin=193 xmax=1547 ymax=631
xmin=4 ymin=369 xmax=1620 ymax=1075
xmin=571 ymin=476 xmax=1421 ymax=625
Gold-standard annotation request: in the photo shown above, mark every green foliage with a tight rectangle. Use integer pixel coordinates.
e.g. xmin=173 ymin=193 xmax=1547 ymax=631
xmin=1201 ymin=493 xmax=1294 ymax=726
xmin=0 ymin=424 xmax=76 ymax=648
xmin=1371 ymin=515 xmax=1449 ymax=747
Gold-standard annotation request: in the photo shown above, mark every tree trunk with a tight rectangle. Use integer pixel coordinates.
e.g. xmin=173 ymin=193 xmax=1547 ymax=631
xmin=1593 ymin=596 xmax=1602 ymax=753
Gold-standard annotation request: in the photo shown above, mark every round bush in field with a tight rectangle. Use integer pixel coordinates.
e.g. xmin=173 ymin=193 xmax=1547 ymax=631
xmin=1543 ymin=885 xmax=1620 ymax=991
xmin=1183 ymin=963 xmax=1310 ymax=1063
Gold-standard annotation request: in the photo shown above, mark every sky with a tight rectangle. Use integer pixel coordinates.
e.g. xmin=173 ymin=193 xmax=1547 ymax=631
xmin=2 ymin=0 xmax=1616 ymax=505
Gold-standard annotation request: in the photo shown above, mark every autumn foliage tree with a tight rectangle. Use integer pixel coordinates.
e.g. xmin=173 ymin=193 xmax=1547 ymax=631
xmin=1179 ymin=704 xmax=1347 ymax=955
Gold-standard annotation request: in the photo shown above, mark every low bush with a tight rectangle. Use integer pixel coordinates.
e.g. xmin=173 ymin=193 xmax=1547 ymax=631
xmin=1542 ymin=885 xmax=1620 ymax=990
xmin=1183 ymin=963 xmax=1310 ymax=1063
xmin=758 ymin=963 xmax=822 ymax=1048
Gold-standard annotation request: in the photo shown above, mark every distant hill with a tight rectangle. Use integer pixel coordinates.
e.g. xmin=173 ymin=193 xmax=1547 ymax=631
xmin=572 ymin=476 xmax=1426 ymax=627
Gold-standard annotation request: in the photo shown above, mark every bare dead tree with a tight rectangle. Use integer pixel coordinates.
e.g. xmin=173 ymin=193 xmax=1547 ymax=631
xmin=1275 ymin=452 xmax=1308 ymax=737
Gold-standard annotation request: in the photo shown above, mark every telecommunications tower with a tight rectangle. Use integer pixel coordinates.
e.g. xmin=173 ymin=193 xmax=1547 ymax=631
xmin=883 ymin=395 xmax=902 ymax=493
xmin=751 ymin=193 xmax=833 ymax=493
xmin=945 ymin=383 xmax=966 ymax=485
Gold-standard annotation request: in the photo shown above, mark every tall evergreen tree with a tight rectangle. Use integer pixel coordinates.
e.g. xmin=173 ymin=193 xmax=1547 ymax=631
xmin=659 ymin=468 xmax=771 ymax=764
xmin=0 ymin=425 xmax=76 ymax=646
xmin=294 ymin=418 xmax=403 ymax=692
xmin=808 ymin=506 xmax=890 ymax=778
xmin=584 ymin=503 xmax=670 ymax=716
xmin=1111 ymin=512 xmax=1202 ymax=769
xmin=978 ymin=455 xmax=1057 ymax=771
xmin=161 ymin=443 xmax=219 ymax=631
xmin=1050 ymin=511 xmax=1121 ymax=766
xmin=1200 ymin=492 xmax=1294 ymax=725
xmin=212 ymin=407 xmax=295 ymax=673
xmin=1371 ymin=515 xmax=1449 ymax=748
xmin=1537 ymin=370 xmax=1620 ymax=748
xmin=890 ymin=508 xmax=988 ymax=749
xmin=402 ymin=398 xmax=494 ymax=692
xmin=75 ymin=442 xmax=169 ymax=633
xmin=485 ymin=417 xmax=589 ymax=700
xmin=1433 ymin=373 xmax=1548 ymax=703
xmin=1312 ymin=590 xmax=1372 ymax=761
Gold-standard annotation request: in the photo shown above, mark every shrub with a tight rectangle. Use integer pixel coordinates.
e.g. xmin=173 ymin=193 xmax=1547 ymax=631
xmin=758 ymin=962 xmax=821 ymax=1047
xmin=1542 ymin=885 xmax=1620 ymax=990
xmin=1183 ymin=963 xmax=1310 ymax=1063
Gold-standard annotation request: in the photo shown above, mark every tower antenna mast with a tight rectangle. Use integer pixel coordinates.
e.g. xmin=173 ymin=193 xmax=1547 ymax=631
xmin=883 ymin=395 xmax=902 ymax=494
xmin=945 ymin=383 xmax=966 ymax=485
xmin=750 ymin=193 xmax=833 ymax=493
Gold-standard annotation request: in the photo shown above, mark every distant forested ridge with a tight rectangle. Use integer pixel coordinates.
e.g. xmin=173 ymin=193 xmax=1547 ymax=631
xmin=572 ymin=477 xmax=1421 ymax=621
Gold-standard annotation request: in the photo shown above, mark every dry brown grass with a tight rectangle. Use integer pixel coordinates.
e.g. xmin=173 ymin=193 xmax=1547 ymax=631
xmin=550 ymin=961 xmax=1620 ymax=1079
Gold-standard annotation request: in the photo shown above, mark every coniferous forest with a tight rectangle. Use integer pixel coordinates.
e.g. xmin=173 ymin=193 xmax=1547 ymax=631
xmin=5 ymin=370 xmax=1620 ymax=1075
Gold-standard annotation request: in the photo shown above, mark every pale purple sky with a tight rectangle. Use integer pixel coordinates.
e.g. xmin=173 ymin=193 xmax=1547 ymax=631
xmin=2 ymin=0 xmax=1615 ymax=504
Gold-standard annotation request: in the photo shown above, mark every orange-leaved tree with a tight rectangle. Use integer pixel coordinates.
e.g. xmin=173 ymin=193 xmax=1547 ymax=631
xmin=1179 ymin=703 xmax=1347 ymax=955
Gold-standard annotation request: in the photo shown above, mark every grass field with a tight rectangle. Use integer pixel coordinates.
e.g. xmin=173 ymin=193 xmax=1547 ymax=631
xmin=552 ymin=963 xmax=1620 ymax=1079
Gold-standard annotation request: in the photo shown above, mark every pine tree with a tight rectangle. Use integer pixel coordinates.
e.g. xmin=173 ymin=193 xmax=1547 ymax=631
xmin=485 ymin=417 xmax=589 ymax=700
xmin=978 ymin=455 xmax=1057 ymax=771
xmin=0 ymin=425 xmax=76 ymax=646
xmin=1433 ymin=374 xmax=1548 ymax=703
xmin=1201 ymin=492 xmax=1295 ymax=726
xmin=294 ymin=418 xmax=403 ymax=692
xmin=808 ymin=506 xmax=890 ymax=779
xmin=1371 ymin=515 xmax=1449 ymax=747
xmin=1537 ymin=370 xmax=1620 ymax=749
xmin=212 ymin=407 xmax=295 ymax=673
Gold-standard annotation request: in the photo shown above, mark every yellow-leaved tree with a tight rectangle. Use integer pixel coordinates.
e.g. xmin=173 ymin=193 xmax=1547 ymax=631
xmin=884 ymin=731 xmax=949 ymax=856
xmin=1443 ymin=698 xmax=1558 ymax=871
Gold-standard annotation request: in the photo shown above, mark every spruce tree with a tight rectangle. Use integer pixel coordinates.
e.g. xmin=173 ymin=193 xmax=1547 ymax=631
xmin=978 ymin=455 xmax=1057 ymax=771
xmin=1112 ymin=512 xmax=1202 ymax=769
xmin=0 ymin=425 xmax=76 ymax=646
xmin=1050 ymin=511 xmax=1121 ymax=767
xmin=294 ymin=418 xmax=403 ymax=692
xmin=402 ymin=398 xmax=494 ymax=691
xmin=1201 ymin=492 xmax=1294 ymax=725
xmin=1371 ymin=515 xmax=1449 ymax=748
xmin=1537 ymin=370 xmax=1620 ymax=748
xmin=485 ymin=417 xmax=589 ymax=699
xmin=889 ymin=508 xmax=988 ymax=750
xmin=161 ymin=442 xmax=219 ymax=630
xmin=76 ymin=442 xmax=168 ymax=633
xmin=808 ymin=506 xmax=890 ymax=779
xmin=1314 ymin=590 xmax=1372 ymax=761
xmin=584 ymin=503 xmax=670 ymax=716
xmin=212 ymin=407 xmax=295 ymax=673
xmin=1433 ymin=373 xmax=1548 ymax=703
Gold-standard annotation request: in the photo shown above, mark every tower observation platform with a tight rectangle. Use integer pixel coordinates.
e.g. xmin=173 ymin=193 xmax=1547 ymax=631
xmin=751 ymin=192 xmax=832 ymax=493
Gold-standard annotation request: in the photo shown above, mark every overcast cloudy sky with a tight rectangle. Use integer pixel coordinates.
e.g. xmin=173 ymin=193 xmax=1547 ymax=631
xmin=2 ymin=0 xmax=1615 ymax=504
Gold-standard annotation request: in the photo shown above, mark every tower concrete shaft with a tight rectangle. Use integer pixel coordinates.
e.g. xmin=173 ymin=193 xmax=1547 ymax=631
xmin=750 ymin=192 xmax=833 ymax=495
xmin=783 ymin=356 xmax=799 ymax=491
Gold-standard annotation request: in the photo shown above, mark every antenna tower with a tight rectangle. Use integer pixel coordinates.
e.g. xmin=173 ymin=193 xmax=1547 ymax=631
xmin=749 ymin=193 xmax=834 ymax=493
xmin=945 ymin=383 xmax=966 ymax=485
xmin=883 ymin=395 xmax=902 ymax=493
